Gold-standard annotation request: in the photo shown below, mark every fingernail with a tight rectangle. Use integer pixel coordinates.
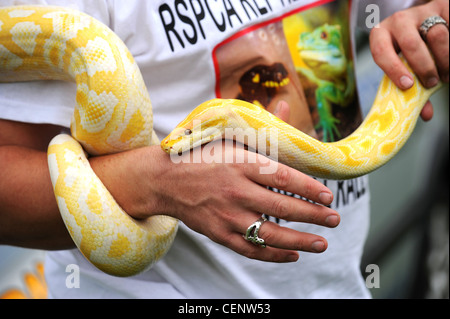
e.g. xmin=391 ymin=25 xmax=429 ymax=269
xmin=325 ymin=215 xmax=340 ymax=228
xmin=287 ymin=254 xmax=299 ymax=262
xmin=427 ymin=77 xmax=439 ymax=88
xmin=319 ymin=192 xmax=333 ymax=205
xmin=400 ymin=75 xmax=414 ymax=89
xmin=311 ymin=241 xmax=326 ymax=253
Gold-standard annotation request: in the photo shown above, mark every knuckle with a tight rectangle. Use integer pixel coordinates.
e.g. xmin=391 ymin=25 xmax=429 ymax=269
xmin=369 ymin=38 xmax=383 ymax=59
xmin=219 ymin=209 xmax=236 ymax=226
xmin=306 ymin=206 xmax=324 ymax=225
xmin=301 ymin=180 xmax=315 ymax=200
xmin=272 ymin=167 xmax=291 ymax=189
xmin=207 ymin=226 xmax=225 ymax=245
xmin=369 ymin=34 xmax=394 ymax=67
xmin=369 ymin=26 xmax=385 ymax=52
xmin=271 ymin=198 xmax=290 ymax=220
xmin=391 ymin=11 xmax=409 ymax=25
xmin=290 ymin=236 xmax=307 ymax=251
xmin=259 ymin=226 xmax=275 ymax=244
xmin=223 ymin=184 xmax=245 ymax=202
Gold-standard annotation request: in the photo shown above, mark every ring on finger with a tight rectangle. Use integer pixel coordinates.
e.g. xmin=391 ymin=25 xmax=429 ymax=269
xmin=419 ymin=15 xmax=449 ymax=42
xmin=244 ymin=216 xmax=267 ymax=248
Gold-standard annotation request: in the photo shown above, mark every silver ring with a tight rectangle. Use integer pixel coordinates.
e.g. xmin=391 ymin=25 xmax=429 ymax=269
xmin=244 ymin=217 xmax=267 ymax=248
xmin=419 ymin=15 xmax=449 ymax=41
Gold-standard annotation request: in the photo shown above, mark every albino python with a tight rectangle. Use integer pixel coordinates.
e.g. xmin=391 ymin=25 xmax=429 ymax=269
xmin=0 ymin=6 xmax=443 ymax=277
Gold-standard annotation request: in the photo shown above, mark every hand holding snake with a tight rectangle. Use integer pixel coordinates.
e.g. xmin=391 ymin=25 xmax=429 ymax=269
xmin=370 ymin=0 xmax=449 ymax=120
xmin=0 ymin=5 xmax=446 ymax=277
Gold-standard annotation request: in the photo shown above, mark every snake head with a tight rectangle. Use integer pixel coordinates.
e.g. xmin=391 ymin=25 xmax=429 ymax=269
xmin=161 ymin=99 xmax=235 ymax=155
xmin=161 ymin=122 xmax=223 ymax=155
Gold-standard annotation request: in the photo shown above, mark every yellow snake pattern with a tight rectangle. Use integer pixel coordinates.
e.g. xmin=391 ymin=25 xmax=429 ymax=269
xmin=0 ymin=6 xmax=178 ymax=277
xmin=0 ymin=6 xmax=443 ymax=277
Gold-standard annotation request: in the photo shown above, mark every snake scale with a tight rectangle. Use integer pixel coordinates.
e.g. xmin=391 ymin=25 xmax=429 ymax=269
xmin=0 ymin=6 xmax=443 ymax=277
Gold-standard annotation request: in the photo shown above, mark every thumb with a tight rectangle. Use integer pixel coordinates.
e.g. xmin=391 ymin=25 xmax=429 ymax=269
xmin=272 ymin=100 xmax=290 ymax=123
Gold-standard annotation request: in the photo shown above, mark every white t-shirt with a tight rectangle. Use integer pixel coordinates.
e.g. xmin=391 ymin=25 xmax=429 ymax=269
xmin=0 ymin=0 xmax=373 ymax=298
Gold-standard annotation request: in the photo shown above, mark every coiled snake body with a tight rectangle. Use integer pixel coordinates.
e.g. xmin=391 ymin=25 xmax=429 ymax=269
xmin=0 ymin=6 xmax=442 ymax=277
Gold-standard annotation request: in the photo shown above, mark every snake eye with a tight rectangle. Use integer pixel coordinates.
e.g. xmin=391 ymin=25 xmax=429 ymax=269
xmin=185 ymin=129 xmax=192 ymax=135
xmin=321 ymin=31 xmax=328 ymax=39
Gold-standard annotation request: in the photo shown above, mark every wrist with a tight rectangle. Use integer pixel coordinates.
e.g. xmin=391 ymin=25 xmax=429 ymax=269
xmin=89 ymin=145 xmax=168 ymax=220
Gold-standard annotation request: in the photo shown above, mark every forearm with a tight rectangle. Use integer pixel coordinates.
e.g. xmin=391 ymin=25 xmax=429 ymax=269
xmin=0 ymin=145 xmax=73 ymax=249
xmin=0 ymin=118 xmax=340 ymax=263
xmin=0 ymin=143 xmax=158 ymax=250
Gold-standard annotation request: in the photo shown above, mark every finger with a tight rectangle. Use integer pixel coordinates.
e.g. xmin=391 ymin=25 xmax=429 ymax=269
xmin=241 ymin=184 xmax=340 ymax=227
xmin=397 ymin=35 xmax=440 ymax=88
xmin=386 ymin=12 xmax=441 ymax=88
xmin=237 ymin=215 xmax=329 ymax=253
xmin=370 ymin=26 xmax=415 ymax=90
xmin=226 ymin=232 xmax=301 ymax=263
xmin=426 ymin=24 xmax=450 ymax=82
xmin=420 ymin=100 xmax=434 ymax=122
xmin=222 ymin=223 xmax=328 ymax=263
xmin=206 ymin=211 xmax=301 ymax=262
xmin=257 ymin=219 xmax=328 ymax=253
xmin=243 ymin=159 xmax=334 ymax=206
xmin=271 ymin=100 xmax=290 ymax=122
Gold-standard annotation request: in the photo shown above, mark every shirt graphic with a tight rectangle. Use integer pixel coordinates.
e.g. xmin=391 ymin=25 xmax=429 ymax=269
xmin=212 ymin=0 xmax=361 ymax=142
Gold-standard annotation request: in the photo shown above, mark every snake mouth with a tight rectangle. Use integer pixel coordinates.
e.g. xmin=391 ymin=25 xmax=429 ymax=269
xmin=161 ymin=130 xmax=185 ymax=154
xmin=161 ymin=124 xmax=224 ymax=156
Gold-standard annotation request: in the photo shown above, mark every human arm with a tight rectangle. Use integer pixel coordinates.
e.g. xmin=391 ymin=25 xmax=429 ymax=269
xmin=89 ymin=101 xmax=340 ymax=263
xmin=0 ymin=120 xmax=74 ymax=250
xmin=369 ymin=0 xmax=449 ymax=120
xmin=0 ymin=111 xmax=339 ymax=262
